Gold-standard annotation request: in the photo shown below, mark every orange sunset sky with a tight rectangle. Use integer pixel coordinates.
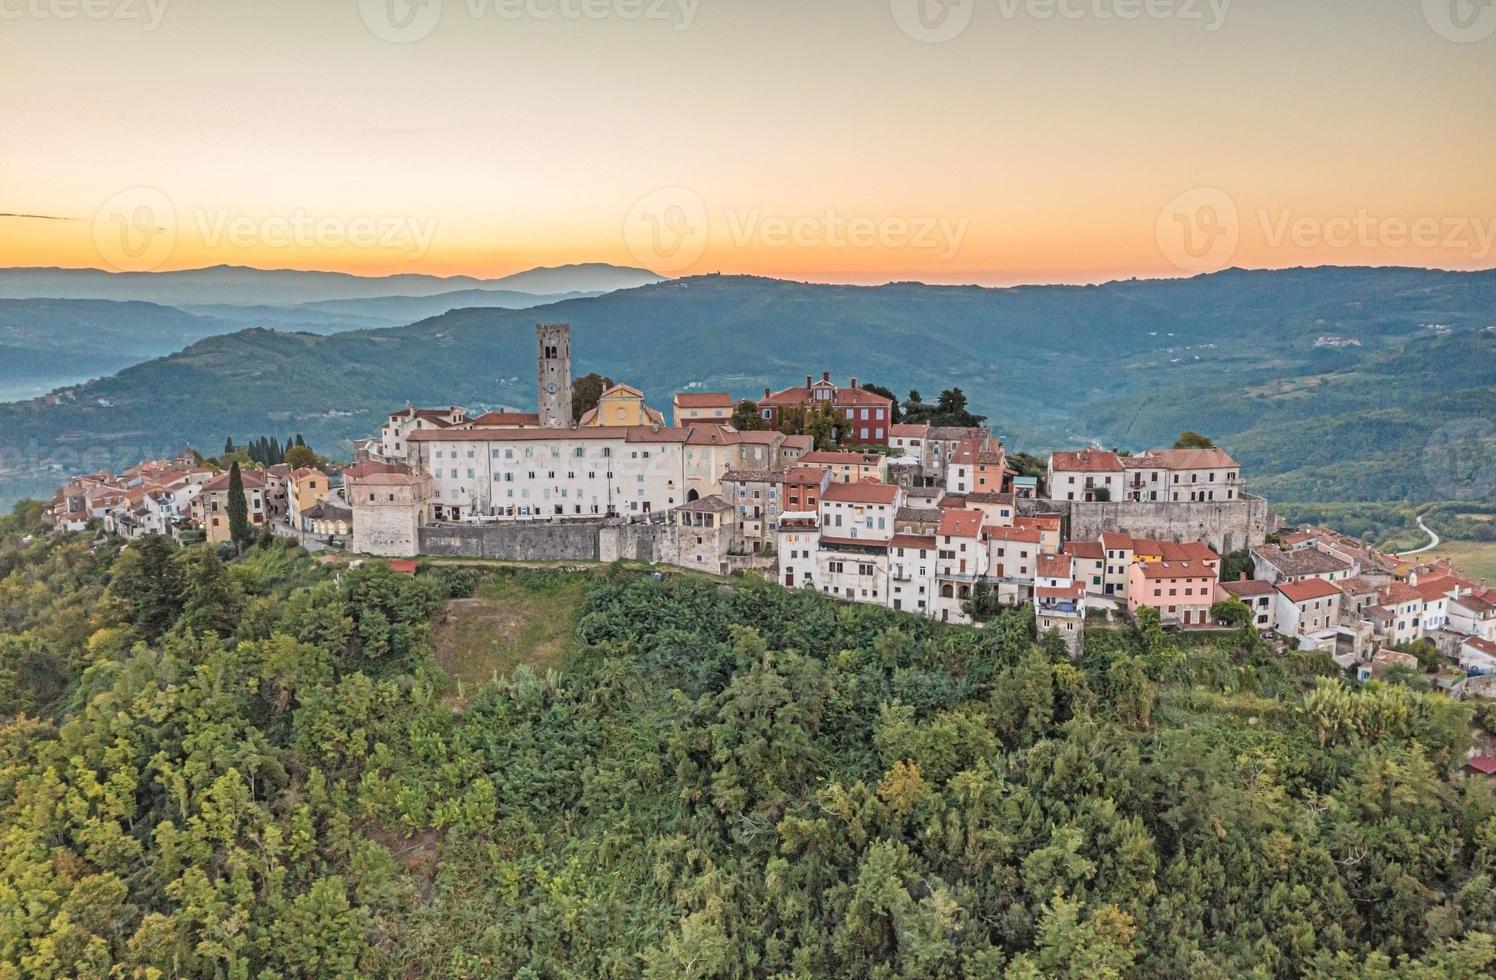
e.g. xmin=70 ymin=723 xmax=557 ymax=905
xmin=3 ymin=0 xmax=1494 ymax=285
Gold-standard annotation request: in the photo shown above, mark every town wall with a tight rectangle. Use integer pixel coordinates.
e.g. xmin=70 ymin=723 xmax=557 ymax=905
xmin=1022 ymin=493 xmax=1273 ymax=554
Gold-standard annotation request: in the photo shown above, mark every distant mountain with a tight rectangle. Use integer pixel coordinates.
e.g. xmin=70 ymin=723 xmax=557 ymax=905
xmin=0 ymin=299 xmax=231 ymax=402
xmin=0 ymin=263 xmax=663 ymax=306
xmin=1 ymin=268 xmax=1492 ymax=509
xmin=182 ymin=288 xmax=603 ymax=332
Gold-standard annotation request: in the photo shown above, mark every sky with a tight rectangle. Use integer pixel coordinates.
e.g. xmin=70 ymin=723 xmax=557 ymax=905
xmin=3 ymin=0 xmax=1495 ymax=285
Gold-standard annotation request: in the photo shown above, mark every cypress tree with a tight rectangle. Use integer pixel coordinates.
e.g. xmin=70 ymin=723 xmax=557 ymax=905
xmin=226 ymin=460 xmax=249 ymax=554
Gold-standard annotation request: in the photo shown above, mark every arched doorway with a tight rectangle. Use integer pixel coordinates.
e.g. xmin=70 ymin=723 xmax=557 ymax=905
xmin=687 ymin=489 xmax=700 ymax=503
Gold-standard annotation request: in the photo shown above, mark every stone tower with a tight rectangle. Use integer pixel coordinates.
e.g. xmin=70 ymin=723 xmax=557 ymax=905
xmin=536 ymin=323 xmax=573 ymax=428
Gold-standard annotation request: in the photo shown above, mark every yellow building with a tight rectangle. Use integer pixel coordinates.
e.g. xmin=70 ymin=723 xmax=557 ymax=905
xmin=288 ymin=467 xmax=331 ymax=526
xmin=579 ymin=383 xmax=666 ymax=427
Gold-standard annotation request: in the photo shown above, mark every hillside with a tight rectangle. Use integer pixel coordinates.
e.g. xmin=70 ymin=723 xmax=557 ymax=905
xmin=0 ymin=267 xmax=1492 ymax=507
xmin=0 ymin=262 xmax=663 ymax=305
xmin=1 ymin=529 xmax=1492 ymax=976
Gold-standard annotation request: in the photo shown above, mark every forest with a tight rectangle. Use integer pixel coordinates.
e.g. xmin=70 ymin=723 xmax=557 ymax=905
xmin=1 ymin=512 xmax=1495 ymax=978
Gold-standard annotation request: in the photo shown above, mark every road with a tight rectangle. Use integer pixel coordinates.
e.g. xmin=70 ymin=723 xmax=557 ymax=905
xmin=1398 ymin=516 xmax=1441 ymax=557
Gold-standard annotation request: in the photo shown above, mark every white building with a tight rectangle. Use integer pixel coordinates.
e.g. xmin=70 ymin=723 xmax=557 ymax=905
xmin=378 ymin=406 xmax=468 ymax=463
xmin=1047 ymin=449 xmax=1124 ymax=502
xmin=888 ymin=533 xmax=937 ymax=615
xmin=1122 ymin=447 xmax=1243 ymax=503
xmin=817 ymin=480 xmax=900 ymax=543
xmin=406 ymin=426 xmax=689 ymax=521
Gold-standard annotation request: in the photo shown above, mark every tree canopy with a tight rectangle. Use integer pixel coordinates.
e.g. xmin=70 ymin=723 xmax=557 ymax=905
xmin=0 ymin=526 xmax=1492 ymax=977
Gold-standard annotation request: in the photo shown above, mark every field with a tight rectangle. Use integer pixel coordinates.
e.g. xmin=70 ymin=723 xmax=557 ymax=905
xmin=1428 ymin=539 xmax=1496 ymax=583
xmin=430 ymin=571 xmax=586 ymax=701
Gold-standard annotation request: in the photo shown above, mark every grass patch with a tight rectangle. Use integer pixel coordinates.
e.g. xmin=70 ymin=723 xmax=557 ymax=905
xmin=1425 ymin=539 xmax=1496 ymax=583
xmin=431 ymin=571 xmax=588 ymax=702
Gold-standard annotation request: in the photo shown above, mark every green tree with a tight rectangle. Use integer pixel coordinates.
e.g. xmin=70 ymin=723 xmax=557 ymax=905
xmin=731 ymin=399 xmax=769 ymax=431
xmin=1173 ymin=430 xmax=1215 ymax=449
xmin=571 ymin=372 xmax=615 ymax=422
xmin=284 ymin=444 xmax=323 ymax=470
xmin=226 ymin=460 xmax=250 ymax=553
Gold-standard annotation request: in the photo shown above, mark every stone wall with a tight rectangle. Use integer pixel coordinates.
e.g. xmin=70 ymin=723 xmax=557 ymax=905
xmin=419 ymin=521 xmax=609 ymax=561
xmin=352 ymin=502 xmax=424 ymax=558
xmin=1023 ymin=493 xmax=1272 ymax=554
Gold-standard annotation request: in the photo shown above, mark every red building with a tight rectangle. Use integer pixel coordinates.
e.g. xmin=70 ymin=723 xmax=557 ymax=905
xmin=756 ymin=371 xmax=894 ymax=446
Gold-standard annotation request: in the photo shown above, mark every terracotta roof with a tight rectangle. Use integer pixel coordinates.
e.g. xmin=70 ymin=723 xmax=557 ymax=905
xmin=673 ymin=391 xmax=734 ymax=408
xmin=1379 ymin=582 xmax=1423 ymax=605
xmin=927 ymin=426 xmax=990 ymax=442
xmin=736 ymin=430 xmax=784 ymax=445
xmin=1015 ymin=514 xmax=1062 ymax=531
xmin=1158 ymin=541 xmax=1219 ymax=563
xmin=1065 ymin=540 xmax=1105 ymax=560
xmin=782 ymin=465 xmax=825 ymax=484
xmin=1278 ymin=578 xmax=1344 ymax=603
xmin=938 ymin=508 xmax=984 ymax=538
xmin=1135 ymin=560 xmax=1214 ymax=580
xmin=1036 ymin=583 xmax=1086 ymax=601
xmin=758 ymin=383 xmax=891 ymax=408
xmin=1413 ymin=576 xmax=1460 ymax=602
xmin=203 ymin=469 xmax=266 ymax=492
xmin=1464 ymin=637 xmax=1496 ymax=657
xmin=987 ymin=526 xmax=1043 ymax=543
xmin=340 ymin=461 xmax=412 ymax=480
xmin=889 ymin=533 xmax=937 ymax=550
xmin=780 ymin=434 xmax=815 ymax=451
xmin=1128 ymin=447 xmax=1238 ymax=471
xmin=1100 ymin=531 xmax=1134 ymax=551
xmin=889 ymin=424 xmax=929 ymax=438
xmin=1037 ymin=553 xmax=1073 ymax=578
xmin=468 ymin=411 xmax=540 ymax=427
xmin=1337 ymin=576 xmax=1381 ymax=596
xmin=1464 ymin=755 xmax=1496 ymax=775
xmin=1050 ymin=449 xmax=1123 ymax=473
xmin=822 ymin=480 xmax=899 ymax=505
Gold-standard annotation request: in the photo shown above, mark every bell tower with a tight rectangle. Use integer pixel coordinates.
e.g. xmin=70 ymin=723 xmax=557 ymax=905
xmin=536 ymin=322 xmax=573 ymax=428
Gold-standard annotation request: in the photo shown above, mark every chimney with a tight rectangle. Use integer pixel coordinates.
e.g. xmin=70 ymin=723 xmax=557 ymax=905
xmin=822 ymin=371 xmax=830 ymax=383
xmin=851 ymin=376 xmax=858 ymax=389
xmin=806 ymin=375 xmax=812 ymax=388
xmin=765 ymin=387 xmax=772 ymax=398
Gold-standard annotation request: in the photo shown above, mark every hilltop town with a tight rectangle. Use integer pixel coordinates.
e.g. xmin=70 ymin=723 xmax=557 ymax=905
xmin=45 ymin=323 xmax=1496 ymax=697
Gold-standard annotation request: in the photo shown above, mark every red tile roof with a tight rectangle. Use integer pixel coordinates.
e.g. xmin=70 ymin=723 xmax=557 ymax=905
xmin=889 ymin=533 xmax=937 ymax=550
xmin=1465 ymin=756 xmax=1496 ymax=775
xmin=468 ymin=411 xmax=540 ymax=427
xmin=822 ymin=480 xmax=899 ymax=505
xmin=938 ymin=508 xmax=984 ymax=538
xmin=1051 ymin=449 xmax=1123 ymax=472
xmin=1037 ymin=553 xmax=1073 ymax=578
xmin=987 ymin=526 xmax=1043 ymax=543
xmin=1135 ymin=560 xmax=1215 ymax=580
xmin=1278 ymin=578 xmax=1343 ymax=603
xmin=889 ymin=424 xmax=929 ymax=438
xmin=1065 ymin=540 xmax=1105 ymax=560
xmin=673 ymin=392 xmax=734 ymax=408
